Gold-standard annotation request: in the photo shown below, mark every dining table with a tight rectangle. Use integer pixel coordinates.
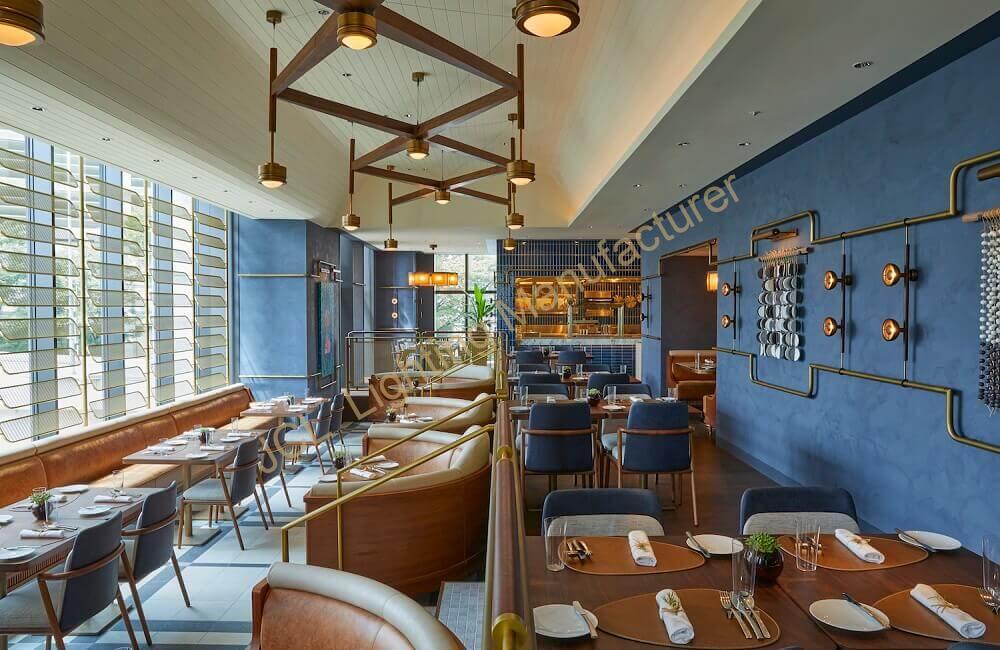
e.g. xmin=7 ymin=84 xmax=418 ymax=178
xmin=121 ymin=428 xmax=267 ymax=546
xmin=240 ymin=397 xmax=328 ymax=470
xmin=674 ymin=361 xmax=717 ymax=376
xmin=508 ymin=398 xmax=700 ymax=422
xmin=526 ymin=534 xmax=992 ymax=649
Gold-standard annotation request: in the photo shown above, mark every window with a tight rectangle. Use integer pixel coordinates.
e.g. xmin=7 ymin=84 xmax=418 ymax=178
xmin=0 ymin=125 xmax=232 ymax=448
xmin=433 ymin=254 xmax=497 ymax=331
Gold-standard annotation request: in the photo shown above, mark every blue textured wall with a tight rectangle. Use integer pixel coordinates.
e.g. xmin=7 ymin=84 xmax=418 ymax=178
xmin=640 ymin=34 xmax=1000 ymax=546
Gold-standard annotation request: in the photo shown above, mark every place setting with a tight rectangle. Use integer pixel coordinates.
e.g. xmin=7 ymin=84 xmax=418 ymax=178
xmin=544 ymin=524 xmax=705 ymax=577
xmin=777 ymin=523 xmax=930 ymax=571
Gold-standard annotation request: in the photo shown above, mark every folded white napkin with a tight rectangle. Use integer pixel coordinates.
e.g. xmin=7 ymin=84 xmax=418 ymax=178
xmin=94 ymin=495 xmax=135 ymax=504
xmin=44 ymin=494 xmax=67 ymax=503
xmin=200 ymin=444 xmax=226 ymax=451
xmin=630 ymin=396 xmax=643 ymax=402
xmin=656 ymin=589 xmax=694 ymax=644
xmin=0 ymin=515 xmax=12 ymax=525
xmin=249 ymin=401 xmax=272 ymax=408
xmin=302 ymin=398 xmax=322 ymax=403
xmin=835 ymin=528 xmax=884 ymax=563
xmin=910 ymin=584 xmax=986 ymax=638
xmin=181 ymin=431 xmax=202 ymax=438
xmin=20 ymin=529 xmax=64 ymax=539
xmin=349 ymin=468 xmax=378 ymax=479
xmin=146 ymin=445 xmax=173 ymax=452
xmin=628 ymin=530 xmax=657 ymax=566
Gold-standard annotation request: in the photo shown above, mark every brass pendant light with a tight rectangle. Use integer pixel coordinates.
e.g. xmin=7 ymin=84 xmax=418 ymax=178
xmin=505 ymin=134 xmax=525 ymax=229
xmin=342 ymin=137 xmax=360 ymax=230
xmin=434 ymin=150 xmax=450 ymax=204
xmin=513 ymin=0 xmax=580 ymax=38
xmin=337 ymin=10 xmax=377 ymax=50
xmin=406 ymin=72 xmax=429 ymax=160
xmin=502 ymin=230 xmax=517 ymax=251
xmin=507 ymin=65 xmax=535 ymax=186
xmin=502 ymin=163 xmax=518 ymax=250
xmin=384 ymin=166 xmax=397 ymax=250
xmin=0 ymin=0 xmax=43 ymax=47
xmin=258 ymin=12 xmax=287 ymax=189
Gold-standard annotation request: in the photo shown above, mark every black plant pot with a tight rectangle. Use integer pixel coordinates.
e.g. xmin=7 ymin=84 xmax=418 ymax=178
xmin=587 ymin=397 xmax=601 ymax=407
xmin=334 ymin=457 xmax=346 ymax=470
xmin=31 ymin=501 xmax=52 ymax=522
xmin=752 ymin=550 xmax=784 ymax=584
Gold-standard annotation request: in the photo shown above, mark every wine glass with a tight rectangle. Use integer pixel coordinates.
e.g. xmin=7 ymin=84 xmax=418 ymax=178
xmin=111 ymin=470 xmax=125 ymax=498
xmin=984 ymin=534 xmax=1000 ymax=607
xmin=519 ymin=385 xmax=529 ymax=406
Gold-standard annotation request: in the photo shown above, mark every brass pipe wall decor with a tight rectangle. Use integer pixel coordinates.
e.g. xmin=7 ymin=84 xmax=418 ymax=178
xmin=710 ymin=148 xmax=1000 ymax=455
xmin=978 ymin=161 xmax=1000 ymax=181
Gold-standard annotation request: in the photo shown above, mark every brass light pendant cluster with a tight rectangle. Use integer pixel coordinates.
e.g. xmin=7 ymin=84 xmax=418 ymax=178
xmin=258 ymin=11 xmax=287 ymax=189
xmin=384 ymin=166 xmax=397 ymax=250
xmin=337 ymin=10 xmax=377 ymax=50
xmin=507 ymin=101 xmax=535 ymax=186
xmin=505 ymin=127 xmax=525 ymax=230
xmin=434 ymin=150 xmax=450 ymax=204
xmin=406 ymin=72 xmax=429 ymax=160
xmin=0 ymin=0 xmax=44 ymax=47
xmin=342 ymin=137 xmax=360 ymax=231
xmin=513 ymin=0 xmax=580 ymax=38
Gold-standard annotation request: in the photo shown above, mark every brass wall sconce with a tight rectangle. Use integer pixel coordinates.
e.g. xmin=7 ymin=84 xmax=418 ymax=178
xmin=720 ymin=281 xmax=741 ymax=296
xmin=977 ymin=161 xmax=1000 ymax=181
xmin=822 ymin=317 xmax=840 ymax=337
xmin=706 ymin=271 xmax=718 ymax=293
xmin=882 ymin=262 xmax=918 ymax=286
xmin=823 ymin=270 xmax=852 ymax=290
xmin=752 ymin=228 xmax=798 ymax=242
xmin=882 ymin=318 xmax=904 ymax=341
xmin=721 ymin=314 xmax=733 ymax=328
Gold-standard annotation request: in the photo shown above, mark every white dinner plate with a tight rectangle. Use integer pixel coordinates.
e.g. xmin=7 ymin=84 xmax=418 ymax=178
xmin=185 ymin=452 xmax=208 ymax=459
xmin=809 ymin=599 xmax=889 ymax=632
xmin=78 ymin=505 xmax=112 ymax=518
xmin=533 ymin=604 xmax=598 ymax=639
xmin=54 ymin=484 xmax=88 ymax=494
xmin=220 ymin=436 xmax=243 ymax=443
xmin=602 ymin=404 xmax=626 ymax=411
xmin=165 ymin=440 xmax=188 ymax=446
xmin=897 ymin=530 xmax=961 ymax=551
xmin=375 ymin=461 xmax=400 ymax=469
xmin=0 ymin=547 xmax=35 ymax=562
xmin=686 ymin=534 xmax=743 ymax=555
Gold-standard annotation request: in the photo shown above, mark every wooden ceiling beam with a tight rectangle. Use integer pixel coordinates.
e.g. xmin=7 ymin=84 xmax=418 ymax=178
xmin=278 ymin=89 xmax=415 ymax=138
xmin=429 ymin=135 xmax=508 ymax=167
xmin=351 ymin=136 xmax=408 ymax=170
xmin=392 ymin=188 xmax=435 ymax=206
xmin=451 ymin=187 xmax=508 ymax=205
xmin=443 ymin=166 xmax=505 ymax=189
xmin=417 ymin=87 xmax=516 ymax=138
xmin=271 ymin=15 xmax=341 ymax=97
xmin=375 ymin=7 xmax=519 ymax=90
xmin=357 ymin=165 xmax=442 ymax=190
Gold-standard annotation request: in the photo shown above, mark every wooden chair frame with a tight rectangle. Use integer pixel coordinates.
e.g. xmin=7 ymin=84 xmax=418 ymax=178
xmin=285 ymin=412 xmax=335 ymax=474
xmin=177 ymin=457 xmax=268 ymax=551
xmin=518 ymin=426 xmax=598 ymax=494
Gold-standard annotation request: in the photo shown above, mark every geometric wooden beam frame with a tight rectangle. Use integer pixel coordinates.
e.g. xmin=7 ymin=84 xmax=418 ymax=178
xmin=271 ymin=1 xmax=521 ymax=208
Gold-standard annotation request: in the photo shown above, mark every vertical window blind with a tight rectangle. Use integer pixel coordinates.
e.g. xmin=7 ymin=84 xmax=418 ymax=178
xmin=0 ymin=127 xmax=231 ymax=444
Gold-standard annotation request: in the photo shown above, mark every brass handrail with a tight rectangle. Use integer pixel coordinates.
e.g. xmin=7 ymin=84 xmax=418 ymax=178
xmin=420 ymin=340 xmax=498 ymax=389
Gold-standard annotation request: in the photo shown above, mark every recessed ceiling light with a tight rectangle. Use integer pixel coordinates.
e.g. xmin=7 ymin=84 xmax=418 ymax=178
xmin=318 ymin=9 xmax=330 ymax=15
xmin=404 ymin=113 xmax=412 ymax=119
xmin=101 ymin=137 xmax=111 ymax=141
xmin=191 ymin=176 xmax=199 ymax=179
xmin=750 ymin=110 xmax=762 ymax=117
xmin=633 ymin=183 xmax=642 ymax=189
xmin=31 ymin=105 xmax=44 ymax=112
xmin=679 ymin=184 xmax=687 ymax=189
xmin=853 ymin=60 xmax=874 ymax=69
xmin=152 ymin=159 xmax=160 ymax=162
xmin=223 ymin=189 xmax=228 ymax=192
xmin=738 ymin=141 xmax=751 ymax=147
xmin=676 ymin=141 xmax=690 ymax=147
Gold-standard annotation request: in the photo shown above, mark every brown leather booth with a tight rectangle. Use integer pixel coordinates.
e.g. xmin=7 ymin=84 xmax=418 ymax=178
xmin=367 ymin=365 xmax=495 ymax=420
xmin=666 ymin=349 xmax=716 ymax=402
xmin=703 ymin=393 xmax=717 ymax=435
xmin=0 ymin=384 xmax=273 ymax=507
xmin=303 ymin=426 xmax=491 ymax=596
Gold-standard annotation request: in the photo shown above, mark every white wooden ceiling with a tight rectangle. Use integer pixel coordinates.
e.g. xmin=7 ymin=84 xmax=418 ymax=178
xmin=0 ymin=1 xmax=994 ymax=251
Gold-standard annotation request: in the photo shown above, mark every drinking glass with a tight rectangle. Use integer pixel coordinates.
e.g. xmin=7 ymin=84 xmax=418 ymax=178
xmin=984 ymin=534 xmax=1000 ymax=605
xmin=732 ymin=539 xmax=757 ymax=600
xmin=607 ymin=385 xmax=617 ymax=405
xmin=666 ymin=387 xmax=678 ymax=401
xmin=231 ymin=417 xmax=239 ymax=435
xmin=795 ymin=519 xmax=821 ymax=571
xmin=575 ymin=364 xmax=583 ymax=377
xmin=543 ymin=517 xmax=567 ymax=571
xmin=111 ymin=469 xmax=126 ymax=498
xmin=619 ymin=364 xmax=628 ymax=375
xmin=696 ymin=352 xmax=701 ymax=368
xmin=519 ymin=385 xmax=529 ymax=406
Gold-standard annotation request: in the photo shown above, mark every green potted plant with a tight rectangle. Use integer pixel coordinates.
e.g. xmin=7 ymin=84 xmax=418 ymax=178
xmin=745 ymin=532 xmax=783 ymax=583
xmin=561 ymin=366 xmax=573 ymax=379
xmin=29 ymin=489 xmax=52 ymax=522
xmin=466 ymin=284 xmax=494 ymax=333
xmin=384 ymin=406 xmax=397 ymax=423
xmin=587 ymin=388 xmax=602 ymax=406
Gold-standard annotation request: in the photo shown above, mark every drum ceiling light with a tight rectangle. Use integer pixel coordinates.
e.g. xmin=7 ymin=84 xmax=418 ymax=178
xmin=513 ymin=0 xmax=580 ymax=38
xmin=258 ymin=11 xmax=287 ymax=189
xmin=337 ymin=11 xmax=376 ymax=50
xmin=384 ymin=166 xmax=397 ymax=250
xmin=0 ymin=0 xmax=44 ymax=47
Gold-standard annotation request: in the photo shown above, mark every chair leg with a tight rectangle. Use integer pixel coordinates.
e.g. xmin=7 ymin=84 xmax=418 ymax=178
xmin=45 ymin=637 xmax=51 ymax=650
xmin=116 ymin=587 xmax=140 ymax=649
xmin=315 ymin=444 xmax=328 ymax=474
xmin=121 ymin=555 xmax=152 ymax=646
xmin=176 ymin=499 xmax=185 ymax=547
xmin=279 ymin=470 xmax=292 ymax=508
xmin=252 ymin=489 xmax=269 ymax=530
xmin=258 ymin=477 xmax=275 ymax=525
xmin=227 ymin=501 xmax=245 ymax=550
xmin=325 ymin=438 xmax=336 ymax=462
xmin=690 ymin=470 xmax=699 ymax=527
xmin=171 ymin=551 xmax=191 ymax=607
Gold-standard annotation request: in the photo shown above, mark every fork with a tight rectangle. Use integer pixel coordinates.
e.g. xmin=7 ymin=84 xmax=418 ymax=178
xmin=720 ymin=591 xmax=752 ymax=639
xmin=978 ymin=588 xmax=1000 ymax=615
xmin=566 ymin=539 xmax=587 ymax=561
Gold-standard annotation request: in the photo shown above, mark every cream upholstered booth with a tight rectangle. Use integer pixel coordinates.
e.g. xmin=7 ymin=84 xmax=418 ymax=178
xmin=367 ymin=364 xmax=495 ymax=419
xmin=251 ymin=562 xmax=462 ymax=649
xmin=385 ymin=393 xmax=494 ymax=433
xmin=303 ymin=425 xmax=490 ymax=595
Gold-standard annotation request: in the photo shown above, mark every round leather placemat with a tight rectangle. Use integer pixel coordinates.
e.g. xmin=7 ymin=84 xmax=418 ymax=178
xmin=561 ymin=536 xmax=705 ymax=575
xmin=873 ymin=583 xmax=999 ymax=643
xmin=593 ymin=588 xmax=781 ymax=649
xmin=777 ymin=534 xmax=927 ymax=571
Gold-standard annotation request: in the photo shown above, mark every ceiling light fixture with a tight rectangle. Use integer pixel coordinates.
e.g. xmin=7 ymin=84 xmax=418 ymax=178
xmin=507 ymin=110 xmax=535 ymax=186
xmin=506 ymin=135 xmax=525 ymax=229
xmin=513 ymin=0 xmax=580 ymax=38
xmin=434 ymin=150 xmax=450 ymax=204
xmin=258 ymin=11 xmax=287 ymax=189
xmin=676 ymin=141 xmax=690 ymax=147
xmin=337 ymin=10 xmax=376 ymax=50
xmin=342 ymin=137 xmax=361 ymax=230
xmin=633 ymin=183 xmax=642 ymax=189
xmin=30 ymin=105 xmax=43 ymax=111
xmin=406 ymin=72 xmax=429 ymax=160
xmin=152 ymin=159 xmax=160 ymax=163
xmin=853 ymin=60 xmax=874 ymax=69
xmin=503 ymin=230 xmax=517 ymax=251
xmin=0 ymin=0 xmax=44 ymax=47
xmin=101 ymin=137 xmax=111 ymax=142
xmin=384 ymin=165 xmax=397 ymax=250
xmin=408 ymin=271 xmax=432 ymax=287
xmin=738 ymin=141 xmax=751 ymax=147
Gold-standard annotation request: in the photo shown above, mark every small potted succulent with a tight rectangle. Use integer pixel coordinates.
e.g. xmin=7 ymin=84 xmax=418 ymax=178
xmin=745 ymin=532 xmax=783 ymax=583
xmin=561 ymin=366 xmax=573 ymax=379
xmin=30 ymin=490 xmax=53 ymax=522
xmin=384 ymin=406 xmax=397 ymax=423
xmin=333 ymin=448 xmax=346 ymax=469
xmin=587 ymin=388 xmax=602 ymax=407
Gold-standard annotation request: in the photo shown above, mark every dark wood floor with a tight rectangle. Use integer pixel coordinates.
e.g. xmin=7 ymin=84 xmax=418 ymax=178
xmin=522 ymin=419 xmax=777 ymax=535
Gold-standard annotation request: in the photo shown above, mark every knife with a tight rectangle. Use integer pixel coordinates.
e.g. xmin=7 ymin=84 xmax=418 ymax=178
xmin=733 ymin=593 xmax=762 ymax=639
xmin=842 ymin=592 xmax=886 ymax=629
xmin=572 ymin=600 xmax=598 ymax=639
xmin=895 ymin=528 xmax=935 ymax=553
xmin=685 ymin=531 xmax=711 ymax=558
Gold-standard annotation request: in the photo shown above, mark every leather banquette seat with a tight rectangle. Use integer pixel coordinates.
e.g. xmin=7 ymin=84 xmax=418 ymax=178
xmin=368 ymin=364 xmax=495 ymax=419
xmin=666 ymin=349 xmax=716 ymax=402
xmin=251 ymin=562 xmax=462 ymax=649
xmin=384 ymin=393 xmax=494 ymax=434
xmin=0 ymin=384 xmax=274 ymax=508
xmin=303 ymin=425 xmax=491 ymax=595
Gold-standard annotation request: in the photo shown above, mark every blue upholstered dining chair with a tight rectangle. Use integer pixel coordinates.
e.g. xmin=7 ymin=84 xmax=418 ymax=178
xmin=285 ymin=399 xmax=334 ymax=473
xmin=260 ymin=425 xmax=293 ymax=510
xmin=519 ymin=371 xmax=563 ymax=385
xmin=519 ymin=401 xmax=597 ymax=493
xmin=582 ymin=363 xmax=610 ymax=373
xmin=739 ymin=486 xmax=860 ymax=535
xmin=0 ymin=512 xmax=141 ymax=650
xmin=587 ymin=372 xmax=630 ymax=395
xmin=602 ymin=400 xmax=697 ymax=525
xmin=606 ymin=383 xmax=654 ymax=399
xmin=555 ymin=349 xmax=587 ymax=368
xmin=515 ymin=363 xmax=551 ymax=373
xmin=542 ymin=488 xmax=664 ymax=536
xmin=515 ymin=349 xmax=546 ymax=364
xmin=522 ymin=383 xmax=570 ymax=401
